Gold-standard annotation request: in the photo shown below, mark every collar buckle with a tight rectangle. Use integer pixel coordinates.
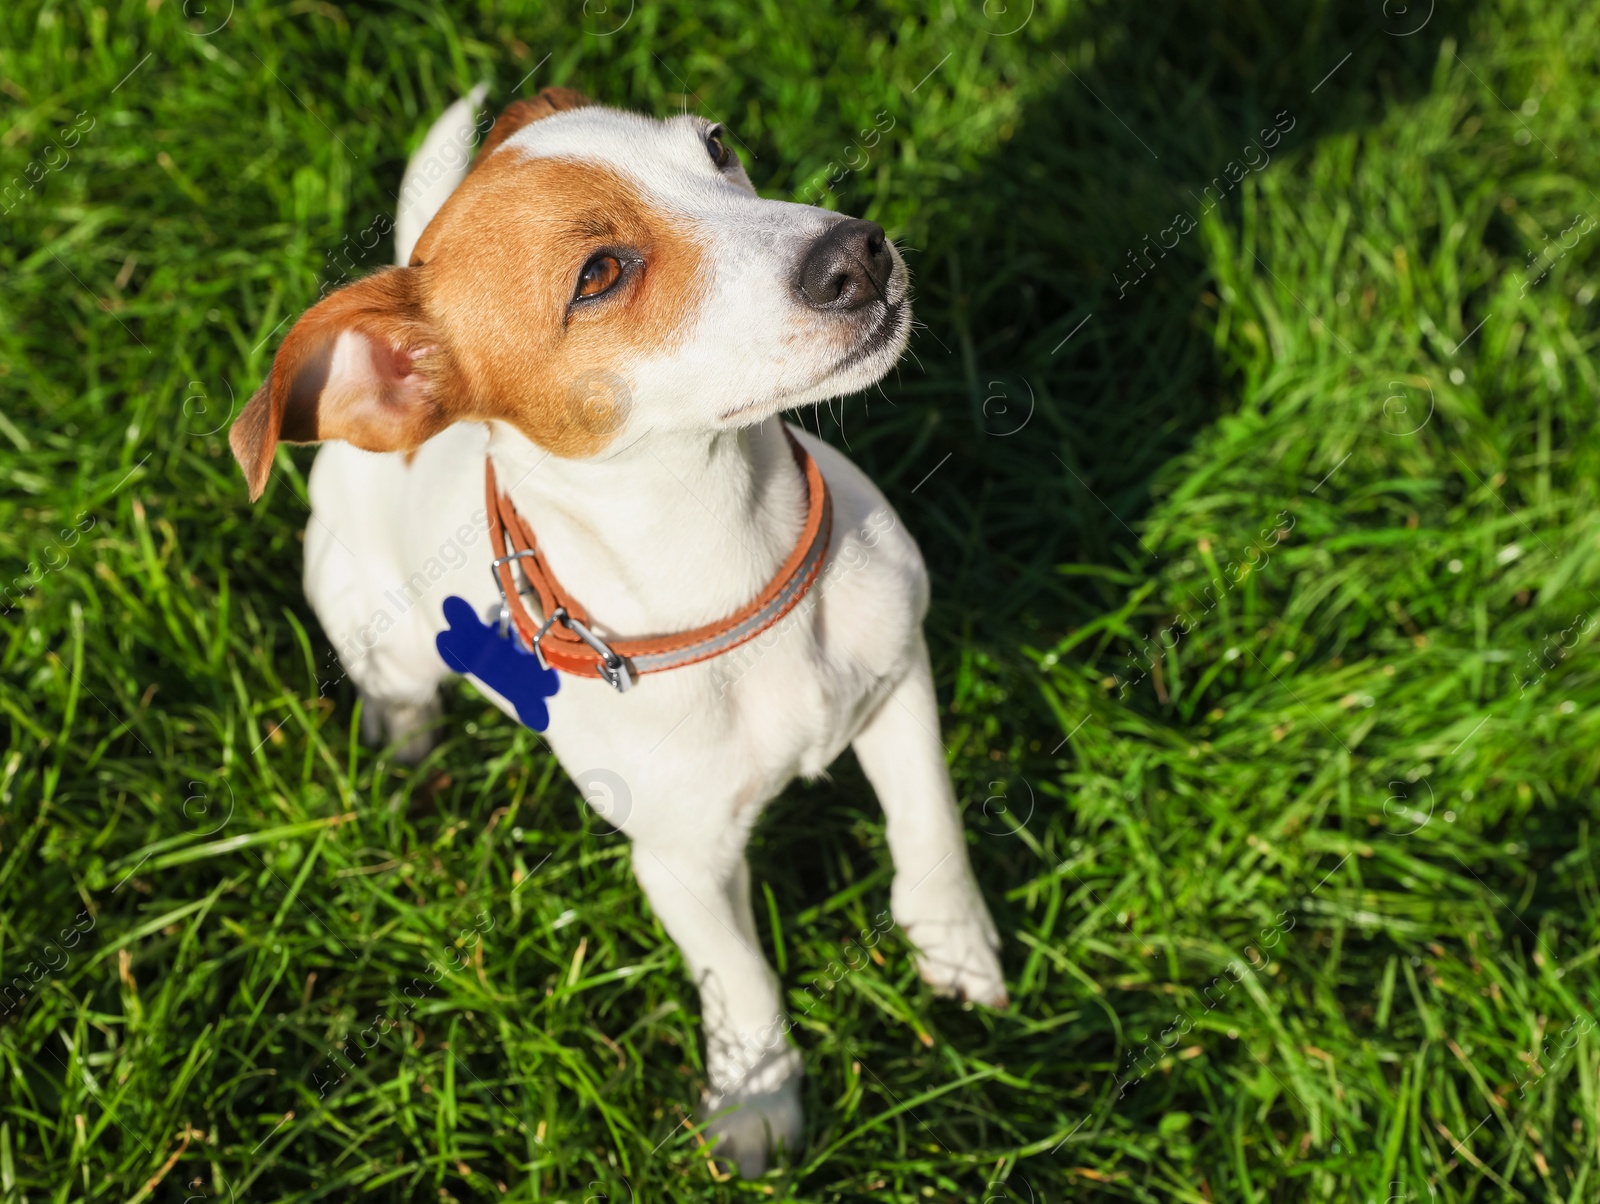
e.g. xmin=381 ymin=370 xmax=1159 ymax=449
xmin=527 ymin=606 xmax=633 ymax=693
xmin=490 ymin=549 xmax=632 ymax=692
xmin=560 ymin=612 xmax=634 ymax=692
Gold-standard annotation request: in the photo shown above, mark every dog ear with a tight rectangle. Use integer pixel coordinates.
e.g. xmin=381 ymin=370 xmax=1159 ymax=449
xmin=476 ymin=87 xmax=592 ymax=163
xmin=229 ymin=267 xmax=455 ymax=501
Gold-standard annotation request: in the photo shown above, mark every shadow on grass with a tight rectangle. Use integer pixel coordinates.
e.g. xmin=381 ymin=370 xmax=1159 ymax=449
xmin=757 ymin=0 xmax=1486 ymax=1166
xmin=809 ymin=0 xmax=1475 ymax=630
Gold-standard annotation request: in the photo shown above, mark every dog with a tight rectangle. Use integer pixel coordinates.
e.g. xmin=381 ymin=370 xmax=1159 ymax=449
xmin=229 ymin=86 xmax=1005 ymax=1177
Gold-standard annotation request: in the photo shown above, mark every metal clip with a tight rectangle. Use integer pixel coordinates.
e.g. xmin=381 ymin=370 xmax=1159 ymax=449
xmin=489 ymin=550 xmax=540 ymax=639
xmin=488 ymin=540 xmax=632 ymax=692
xmin=527 ymin=607 xmax=566 ymax=670
xmin=563 ymin=614 xmax=634 ymax=693
xmin=525 ymin=606 xmax=633 ymax=692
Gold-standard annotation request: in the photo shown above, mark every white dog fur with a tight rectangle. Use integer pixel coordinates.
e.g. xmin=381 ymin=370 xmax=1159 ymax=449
xmin=233 ymin=89 xmax=1004 ymax=1177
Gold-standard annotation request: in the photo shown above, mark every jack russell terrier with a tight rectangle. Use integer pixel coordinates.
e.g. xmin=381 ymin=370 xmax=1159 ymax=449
xmin=230 ymin=86 xmax=1005 ymax=1177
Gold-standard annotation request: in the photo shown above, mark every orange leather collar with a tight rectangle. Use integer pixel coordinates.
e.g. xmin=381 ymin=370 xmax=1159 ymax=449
xmin=485 ymin=427 xmax=833 ymax=691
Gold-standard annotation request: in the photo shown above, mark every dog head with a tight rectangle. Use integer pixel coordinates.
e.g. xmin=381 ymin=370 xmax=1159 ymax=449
xmin=230 ymin=88 xmax=911 ymax=498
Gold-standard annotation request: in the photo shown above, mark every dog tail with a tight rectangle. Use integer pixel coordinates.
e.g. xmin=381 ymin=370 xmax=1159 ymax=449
xmin=394 ymin=83 xmax=489 ymax=267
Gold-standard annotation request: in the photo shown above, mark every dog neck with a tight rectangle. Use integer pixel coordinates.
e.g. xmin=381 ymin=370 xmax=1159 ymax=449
xmin=485 ymin=417 xmax=811 ymax=640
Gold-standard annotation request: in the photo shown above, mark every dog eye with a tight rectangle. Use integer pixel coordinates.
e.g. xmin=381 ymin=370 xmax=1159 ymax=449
xmin=705 ymin=126 xmax=733 ymax=169
xmin=575 ymin=253 xmax=623 ymax=300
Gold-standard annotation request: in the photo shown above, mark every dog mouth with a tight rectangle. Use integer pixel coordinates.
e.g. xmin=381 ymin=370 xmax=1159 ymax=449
xmin=718 ymin=301 xmax=908 ymax=422
xmin=848 ymin=298 xmax=906 ymax=363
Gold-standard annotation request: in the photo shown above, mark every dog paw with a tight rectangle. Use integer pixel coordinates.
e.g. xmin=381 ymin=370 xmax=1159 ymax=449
xmin=703 ymin=1075 xmax=803 ymax=1179
xmin=894 ymin=876 xmax=1007 ymax=1007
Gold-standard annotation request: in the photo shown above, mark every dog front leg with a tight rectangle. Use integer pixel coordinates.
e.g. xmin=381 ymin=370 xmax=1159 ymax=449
xmin=852 ymin=636 xmax=1007 ymax=1006
xmin=631 ymin=844 xmax=801 ymax=1177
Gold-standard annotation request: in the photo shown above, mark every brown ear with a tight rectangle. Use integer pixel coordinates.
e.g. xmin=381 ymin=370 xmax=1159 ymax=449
xmin=476 ymin=87 xmax=592 ymax=163
xmin=229 ymin=267 xmax=455 ymax=501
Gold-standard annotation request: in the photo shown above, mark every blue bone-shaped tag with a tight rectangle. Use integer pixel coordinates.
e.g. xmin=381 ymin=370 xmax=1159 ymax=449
xmin=436 ymin=595 xmax=560 ymax=731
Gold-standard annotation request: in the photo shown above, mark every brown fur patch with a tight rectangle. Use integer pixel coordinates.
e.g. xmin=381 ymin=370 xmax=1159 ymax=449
xmin=409 ymin=152 xmax=708 ymax=457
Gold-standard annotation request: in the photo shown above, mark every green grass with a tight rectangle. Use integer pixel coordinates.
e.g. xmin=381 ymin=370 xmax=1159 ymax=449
xmin=2 ymin=0 xmax=1599 ymax=1199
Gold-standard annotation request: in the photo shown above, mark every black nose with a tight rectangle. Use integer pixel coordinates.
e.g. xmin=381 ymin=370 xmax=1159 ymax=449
xmin=795 ymin=218 xmax=893 ymax=310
